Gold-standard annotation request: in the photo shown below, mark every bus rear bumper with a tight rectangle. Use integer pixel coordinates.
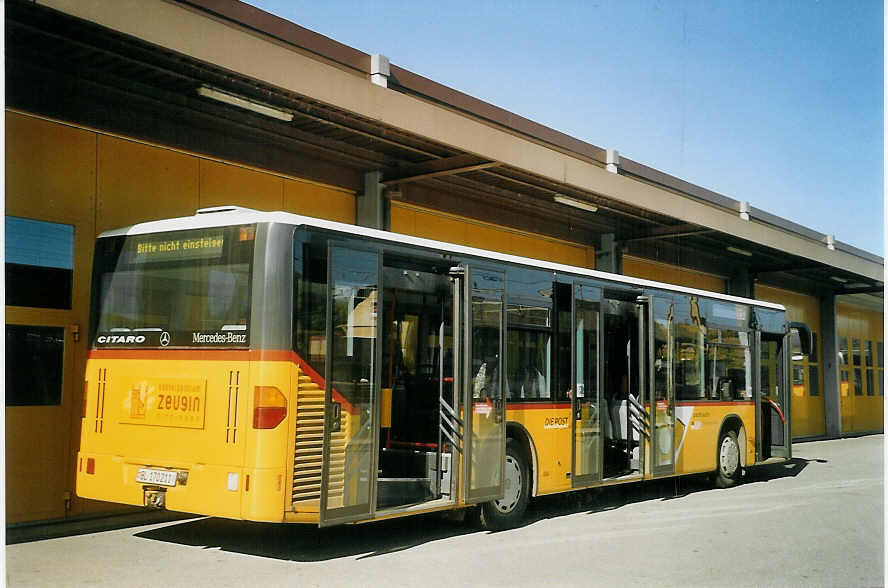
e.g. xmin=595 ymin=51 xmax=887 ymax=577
xmin=75 ymin=452 xmax=288 ymax=522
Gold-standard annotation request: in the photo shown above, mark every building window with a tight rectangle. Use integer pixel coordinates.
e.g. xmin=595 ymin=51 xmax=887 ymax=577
xmin=6 ymin=325 xmax=64 ymax=406
xmin=808 ymin=366 xmax=819 ymax=397
xmin=839 ymin=337 xmax=849 ymax=365
xmin=5 ymin=217 xmax=74 ymax=309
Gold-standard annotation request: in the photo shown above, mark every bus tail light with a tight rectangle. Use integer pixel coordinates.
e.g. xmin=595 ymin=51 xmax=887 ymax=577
xmin=253 ymin=386 xmax=287 ymax=429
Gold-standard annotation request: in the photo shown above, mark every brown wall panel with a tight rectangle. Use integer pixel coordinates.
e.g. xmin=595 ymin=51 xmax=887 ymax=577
xmin=836 ymin=302 xmax=884 ymax=433
xmin=198 ymin=159 xmax=284 ymax=211
xmin=97 ymin=136 xmax=199 ymax=233
xmin=757 ymin=284 xmax=825 ymax=437
xmin=6 ymin=113 xmax=96 ymax=223
xmin=391 ymin=202 xmax=593 ymax=268
xmin=283 ymin=179 xmax=354 ymax=223
xmin=5 ymin=113 xmax=97 ymax=523
xmin=623 ymin=255 xmax=726 ymax=293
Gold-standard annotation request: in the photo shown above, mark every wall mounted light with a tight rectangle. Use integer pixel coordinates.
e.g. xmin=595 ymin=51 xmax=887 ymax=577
xmin=197 ymin=85 xmax=294 ymax=122
xmin=554 ymin=195 xmax=598 ymax=213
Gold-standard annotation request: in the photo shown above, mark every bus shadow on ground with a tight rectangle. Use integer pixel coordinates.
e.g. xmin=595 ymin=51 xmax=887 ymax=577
xmin=135 ymin=511 xmax=478 ymax=561
xmin=135 ymin=457 xmax=825 ymax=561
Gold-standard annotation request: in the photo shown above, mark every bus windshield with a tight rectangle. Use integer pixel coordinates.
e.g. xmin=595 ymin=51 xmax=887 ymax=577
xmin=91 ymin=225 xmax=255 ymax=348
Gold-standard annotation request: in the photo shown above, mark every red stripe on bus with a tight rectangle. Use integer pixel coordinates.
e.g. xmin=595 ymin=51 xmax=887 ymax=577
xmin=506 ymin=402 xmax=571 ymax=410
xmin=88 ymin=349 xmax=253 ymax=361
xmin=675 ymin=401 xmax=755 ymax=407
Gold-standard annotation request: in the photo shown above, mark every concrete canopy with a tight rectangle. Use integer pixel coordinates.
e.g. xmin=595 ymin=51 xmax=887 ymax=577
xmin=8 ymin=0 xmax=883 ymax=300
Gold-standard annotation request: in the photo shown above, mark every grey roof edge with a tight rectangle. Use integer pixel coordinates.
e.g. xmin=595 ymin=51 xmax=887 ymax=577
xmin=834 ymin=240 xmax=884 ymax=265
xmin=620 ymin=157 xmax=883 ymax=267
xmin=164 ymin=1 xmax=884 ymax=268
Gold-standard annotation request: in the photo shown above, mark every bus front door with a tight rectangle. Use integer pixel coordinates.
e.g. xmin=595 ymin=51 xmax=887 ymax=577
xmin=650 ymin=297 xmax=675 ymax=476
xmin=759 ymin=332 xmax=791 ymax=460
xmin=320 ymin=245 xmax=381 ymax=526
xmin=571 ymin=283 xmax=602 ymax=487
xmin=462 ymin=266 xmax=507 ymax=504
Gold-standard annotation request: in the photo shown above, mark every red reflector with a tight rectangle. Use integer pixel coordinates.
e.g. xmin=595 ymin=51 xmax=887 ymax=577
xmin=86 ymin=458 xmax=95 ymax=475
xmin=245 ymin=475 xmax=250 ymax=492
xmin=253 ymin=406 xmax=287 ymax=429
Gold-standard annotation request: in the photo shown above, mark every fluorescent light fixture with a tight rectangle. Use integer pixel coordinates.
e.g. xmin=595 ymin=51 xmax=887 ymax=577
xmin=554 ymin=195 xmax=598 ymax=212
xmin=726 ymin=246 xmax=752 ymax=257
xmin=197 ymin=85 xmax=294 ymax=122
xmin=830 ymin=276 xmax=849 ymax=284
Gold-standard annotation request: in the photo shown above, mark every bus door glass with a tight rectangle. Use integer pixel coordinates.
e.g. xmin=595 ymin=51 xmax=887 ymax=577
xmin=759 ymin=332 xmax=790 ymax=459
xmin=320 ymin=245 xmax=381 ymax=526
xmin=463 ymin=266 xmax=506 ymax=504
xmin=571 ymin=283 xmax=601 ymax=487
xmin=651 ymin=297 xmax=675 ymax=476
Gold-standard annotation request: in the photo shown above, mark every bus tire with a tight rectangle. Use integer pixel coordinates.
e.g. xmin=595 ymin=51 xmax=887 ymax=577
xmin=480 ymin=439 xmax=529 ymax=530
xmin=714 ymin=429 xmax=741 ymax=488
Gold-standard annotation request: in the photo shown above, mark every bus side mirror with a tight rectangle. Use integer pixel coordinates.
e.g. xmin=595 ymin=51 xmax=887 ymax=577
xmin=788 ymin=322 xmax=813 ymax=360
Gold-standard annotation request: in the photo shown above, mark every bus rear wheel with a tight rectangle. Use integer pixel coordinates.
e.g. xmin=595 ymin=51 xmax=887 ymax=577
xmin=480 ymin=439 xmax=529 ymax=530
xmin=714 ymin=429 xmax=741 ymax=488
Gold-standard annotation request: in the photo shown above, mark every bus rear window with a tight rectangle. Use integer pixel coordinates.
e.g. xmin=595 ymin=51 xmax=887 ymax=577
xmin=91 ymin=225 xmax=254 ymax=348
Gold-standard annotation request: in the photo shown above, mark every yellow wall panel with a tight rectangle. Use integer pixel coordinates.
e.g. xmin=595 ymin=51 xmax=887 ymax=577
xmin=836 ymin=302 xmax=884 ymax=433
xmin=390 ymin=205 xmax=415 ymax=235
xmin=756 ymin=285 xmax=820 ymax=325
xmin=756 ymin=284 xmax=825 ymax=437
xmin=6 ymin=112 xmax=96 ymax=223
xmin=97 ymin=136 xmax=199 ymax=234
xmin=623 ymin=256 xmax=725 ymax=292
xmin=393 ymin=202 xmax=594 ymax=268
xmin=199 ymin=160 xmax=283 ymax=211
xmin=283 ymin=179 xmax=354 ymax=223
xmin=412 ymin=210 xmax=468 ymax=244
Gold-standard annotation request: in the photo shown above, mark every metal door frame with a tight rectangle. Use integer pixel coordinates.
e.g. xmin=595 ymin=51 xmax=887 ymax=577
xmin=319 ymin=242 xmax=383 ymax=526
xmin=570 ymin=281 xmax=602 ymax=488
xmin=461 ymin=264 xmax=507 ymax=505
xmin=649 ymin=296 xmax=675 ymax=477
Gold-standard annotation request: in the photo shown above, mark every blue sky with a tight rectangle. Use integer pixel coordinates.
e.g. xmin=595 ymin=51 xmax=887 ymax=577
xmin=250 ymin=1 xmax=883 ymax=255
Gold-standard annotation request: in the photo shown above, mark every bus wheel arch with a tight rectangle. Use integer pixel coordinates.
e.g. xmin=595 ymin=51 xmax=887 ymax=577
xmin=505 ymin=421 xmax=538 ymax=497
xmin=714 ymin=415 xmax=745 ymax=488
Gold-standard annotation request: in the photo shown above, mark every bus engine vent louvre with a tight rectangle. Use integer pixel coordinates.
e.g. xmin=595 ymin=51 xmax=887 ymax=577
xmin=226 ymin=370 xmax=240 ymax=444
xmin=291 ymin=368 xmax=346 ymax=507
xmin=95 ymin=368 xmax=107 ymax=434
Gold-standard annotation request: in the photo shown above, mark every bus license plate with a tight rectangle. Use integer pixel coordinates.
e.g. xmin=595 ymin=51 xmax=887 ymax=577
xmin=136 ymin=468 xmax=178 ymax=487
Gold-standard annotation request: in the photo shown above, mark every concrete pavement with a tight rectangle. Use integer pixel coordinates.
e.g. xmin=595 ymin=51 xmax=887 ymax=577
xmin=6 ymin=435 xmax=883 ymax=587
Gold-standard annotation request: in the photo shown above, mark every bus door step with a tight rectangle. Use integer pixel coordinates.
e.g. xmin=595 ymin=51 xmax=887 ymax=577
xmin=377 ymin=477 xmax=434 ymax=508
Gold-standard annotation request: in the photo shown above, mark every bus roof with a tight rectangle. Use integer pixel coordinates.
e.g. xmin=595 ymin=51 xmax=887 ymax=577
xmin=99 ymin=206 xmax=785 ymax=312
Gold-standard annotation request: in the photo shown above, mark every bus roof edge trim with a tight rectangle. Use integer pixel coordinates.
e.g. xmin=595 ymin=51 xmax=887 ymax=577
xmin=98 ymin=209 xmax=786 ymax=312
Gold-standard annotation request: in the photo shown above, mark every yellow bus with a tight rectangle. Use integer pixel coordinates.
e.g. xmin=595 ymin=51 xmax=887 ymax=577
xmin=76 ymin=206 xmax=810 ymax=529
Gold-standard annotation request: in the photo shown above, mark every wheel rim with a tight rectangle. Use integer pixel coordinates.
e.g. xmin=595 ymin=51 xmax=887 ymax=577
xmin=494 ymin=455 xmax=522 ymax=513
xmin=719 ymin=435 xmax=740 ymax=477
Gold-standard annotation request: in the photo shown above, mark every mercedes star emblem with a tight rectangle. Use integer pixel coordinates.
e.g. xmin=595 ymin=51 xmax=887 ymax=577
xmin=159 ymin=331 xmax=171 ymax=347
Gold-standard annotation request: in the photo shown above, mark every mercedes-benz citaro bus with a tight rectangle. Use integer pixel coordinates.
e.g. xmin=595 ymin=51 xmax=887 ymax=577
xmin=76 ymin=206 xmax=811 ymax=529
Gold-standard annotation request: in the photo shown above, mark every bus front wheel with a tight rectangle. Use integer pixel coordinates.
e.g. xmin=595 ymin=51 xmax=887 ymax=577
xmin=714 ymin=429 xmax=741 ymax=488
xmin=480 ymin=439 xmax=529 ymax=530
